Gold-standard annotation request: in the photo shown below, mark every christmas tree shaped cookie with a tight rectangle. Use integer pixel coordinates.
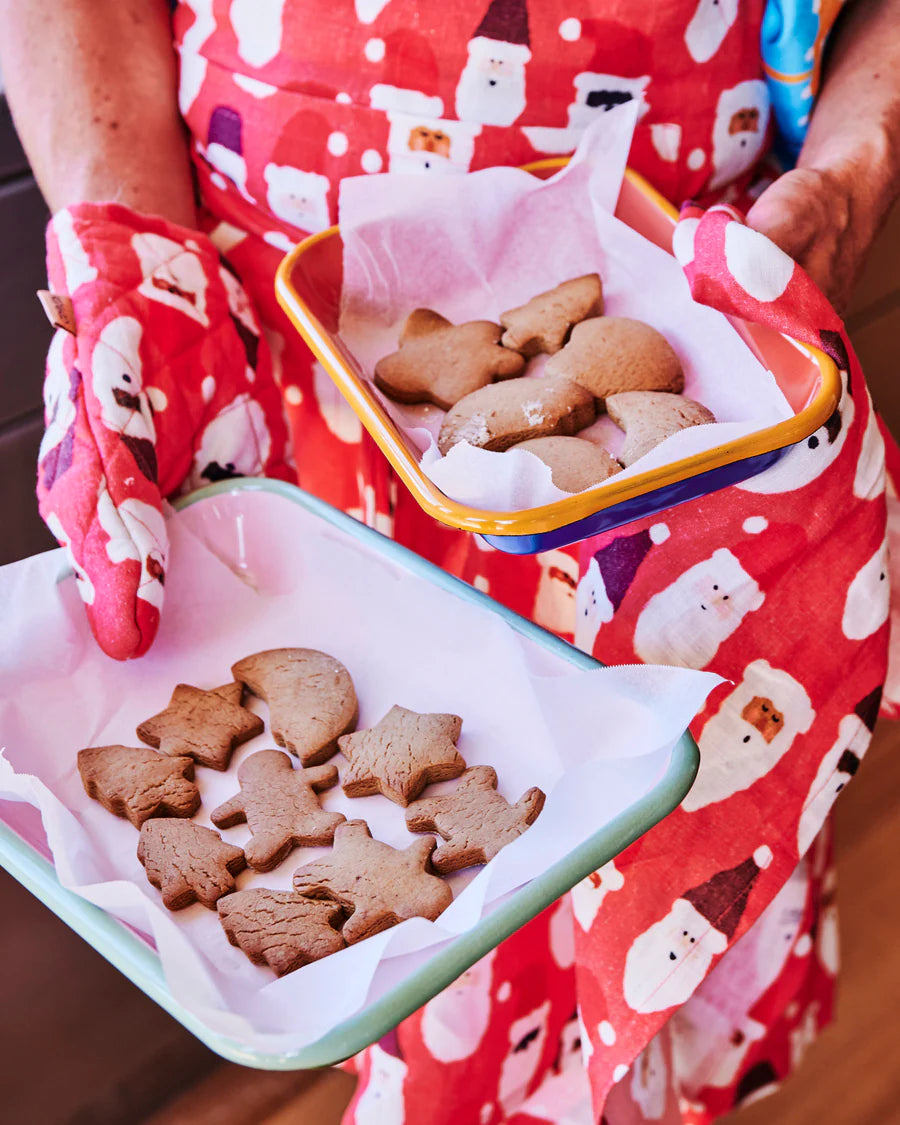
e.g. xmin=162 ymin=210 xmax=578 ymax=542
xmin=500 ymin=274 xmax=604 ymax=357
xmin=218 ymin=889 xmax=347 ymax=975
xmin=231 ymin=649 xmax=358 ymax=766
xmin=405 ymin=765 xmax=545 ymax=873
xmin=338 ymin=705 xmax=466 ymax=806
xmin=292 ymin=820 xmax=452 ymax=943
xmin=211 ymin=749 xmax=346 ymax=872
xmin=136 ymin=681 xmax=263 ymax=771
xmin=137 ymin=820 xmax=246 ymax=910
xmin=78 ymin=744 xmax=200 ymax=827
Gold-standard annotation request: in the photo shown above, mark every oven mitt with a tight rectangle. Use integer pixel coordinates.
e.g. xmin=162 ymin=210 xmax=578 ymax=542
xmin=36 ymin=202 xmax=290 ymax=661
xmin=673 ymin=200 xmax=899 ymax=718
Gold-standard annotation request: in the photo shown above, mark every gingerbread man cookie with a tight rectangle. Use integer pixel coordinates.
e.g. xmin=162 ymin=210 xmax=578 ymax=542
xmin=499 ymin=274 xmax=604 ymax=357
xmin=211 ymin=750 xmax=346 ymax=872
xmin=374 ymin=309 xmax=525 ymax=411
xmin=405 ymin=765 xmax=545 ymax=872
xmin=339 ymin=704 xmax=465 ymax=806
xmin=292 ymin=820 xmax=452 ymax=943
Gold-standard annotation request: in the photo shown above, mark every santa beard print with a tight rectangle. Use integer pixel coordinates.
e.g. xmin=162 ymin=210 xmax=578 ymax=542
xmin=264 ymin=163 xmax=331 ymax=233
xmin=709 ymin=80 xmax=770 ymax=191
xmin=186 ymin=393 xmax=271 ymax=490
xmin=354 ymin=1045 xmax=408 ymax=1125
xmin=797 ymin=711 xmax=867 ymax=856
xmin=455 ymin=38 xmax=531 ymax=127
xmin=498 ymin=1000 xmax=551 ymax=1114
xmin=96 ymin=484 xmax=168 ymax=611
xmin=684 ymin=0 xmax=739 ymax=64
xmin=629 ymin=1033 xmax=668 ymax=1120
xmin=671 ymin=996 xmax=767 ymax=1092
xmin=523 ymin=73 xmax=649 ymax=156
xmin=842 ymin=537 xmax=889 ymax=640
xmin=230 ymin=0 xmax=285 ymax=68
xmin=683 ymin=659 xmax=815 ymax=812
xmin=570 ymin=859 xmax=625 ymax=932
xmin=533 ymin=550 xmax=579 ymax=636
xmin=383 ymin=114 xmax=481 ymax=175
xmin=133 ymin=233 xmax=210 ymax=327
xmin=633 ymin=547 xmax=764 ymax=669
xmin=420 ymin=950 xmax=497 ymax=1063
xmin=90 ymin=316 xmax=158 ymax=482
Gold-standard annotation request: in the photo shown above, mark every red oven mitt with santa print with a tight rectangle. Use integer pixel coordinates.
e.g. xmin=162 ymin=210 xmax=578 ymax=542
xmin=672 ymin=199 xmax=900 ymax=718
xmin=37 ymin=202 xmax=290 ymax=661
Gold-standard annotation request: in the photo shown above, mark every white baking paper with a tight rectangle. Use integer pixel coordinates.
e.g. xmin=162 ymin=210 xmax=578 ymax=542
xmin=0 ymin=489 xmax=721 ymax=1051
xmin=338 ymin=104 xmax=792 ymax=512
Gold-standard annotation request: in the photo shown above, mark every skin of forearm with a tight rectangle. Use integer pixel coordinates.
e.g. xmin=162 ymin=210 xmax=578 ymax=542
xmin=0 ymin=0 xmax=197 ymax=228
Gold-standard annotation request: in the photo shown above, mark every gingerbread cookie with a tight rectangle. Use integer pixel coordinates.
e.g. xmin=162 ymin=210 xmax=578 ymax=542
xmin=211 ymin=750 xmax=346 ymax=872
xmin=437 ymin=374 xmax=596 ymax=456
xmin=500 ymin=274 xmax=604 ymax=357
xmin=78 ymin=745 xmax=200 ymax=828
xmin=137 ymin=820 xmax=246 ymax=910
xmin=339 ymin=704 xmax=465 ymax=807
xmin=605 ymin=391 xmax=716 ymax=465
xmin=136 ymin=682 xmax=263 ymax=771
xmin=292 ymin=820 xmax=452 ymax=943
xmin=545 ymin=317 xmax=684 ymax=402
xmin=512 ymin=436 xmax=621 ymax=493
xmin=218 ymin=889 xmax=346 ymax=975
xmin=405 ymin=766 xmax=545 ymax=873
xmin=231 ymin=649 xmax=358 ymax=767
xmin=374 ymin=310 xmax=525 ymax=411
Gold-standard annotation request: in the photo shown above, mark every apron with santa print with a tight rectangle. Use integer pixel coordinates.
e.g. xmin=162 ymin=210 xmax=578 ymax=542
xmin=168 ymin=2 xmax=893 ymax=1123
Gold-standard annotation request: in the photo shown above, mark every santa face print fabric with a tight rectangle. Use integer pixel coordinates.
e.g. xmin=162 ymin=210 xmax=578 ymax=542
xmin=36 ymin=1 xmax=893 ymax=1121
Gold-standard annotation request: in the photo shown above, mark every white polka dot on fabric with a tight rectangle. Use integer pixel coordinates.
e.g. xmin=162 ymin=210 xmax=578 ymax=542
xmin=210 ymin=171 xmax=228 ymax=191
xmin=361 ymin=148 xmax=384 ymax=173
xmin=473 ymin=575 xmax=490 ymax=593
xmin=613 ymin=1063 xmax=629 ymax=1083
xmin=687 ymin=147 xmax=705 ymax=171
xmin=263 ymin=230 xmax=296 ymax=253
xmin=672 ymin=217 xmax=700 ymax=267
xmin=724 ymin=222 xmax=795 ymax=302
xmin=558 ymin=17 xmax=581 ymax=40
xmin=598 ymin=1020 xmax=616 ymax=1046
xmin=364 ymin=37 xmax=386 ymax=62
xmin=336 ymin=91 xmax=352 ymax=105
xmin=145 ymin=386 xmax=168 ymax=412
xmin=285 ymin=384 xmax=303 ymax=406
xmin=786 ymin=1001 xmax=800 ymax=1020
xmin=794 ymin=933 xmax=813 ymax=957
xmin=496 ymin=980 xmax=511 ymax=1001
xmin=480 ymin=1105 xmax=494 ymax=1125
xmin=201 ymin=375 xmax=216 ymax=403
xmin=327 ymin=131 xmax=349 ymax=156
xmin=743 ymin=515 xmax=768 ymax=534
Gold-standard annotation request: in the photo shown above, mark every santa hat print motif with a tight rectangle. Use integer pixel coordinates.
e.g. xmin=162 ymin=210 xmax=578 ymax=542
xmin=204 ymin=105 xmax=250 ymax=198
xmin=623 ymin=846 xmax=773 ymax=1013
xmin=455 ymin=0 xmax=532 ymax=127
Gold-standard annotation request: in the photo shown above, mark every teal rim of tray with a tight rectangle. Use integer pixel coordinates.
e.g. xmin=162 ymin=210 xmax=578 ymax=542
xmin=0 ymin=478 xmax=699 ymax=1071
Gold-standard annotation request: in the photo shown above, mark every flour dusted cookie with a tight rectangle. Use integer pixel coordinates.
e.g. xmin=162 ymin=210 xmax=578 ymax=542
xmin=78 ymin=745 xmax=201 ymax=828
xmin=374 ymin=309 xmax=525 ymax=411
xmin=137 ymin=820 xmax=246 ymax=910
xmin=292 ymin=820 xmax=452 ymax=943
xmin=405 ymin=766 xmax=545 ymax=873
xmin=339 ymin=704 xmax=465 ymax=807
xmin=231 ymin=649 xmax=358 ymax=766
xmin=136 ymin=682 xmax=263 ymax=771
xmin=437 ymin=374 xmax=596 ymax=456
xmin=211 ymin=750 xmax=345 ymax=872
xmin=512 ymin=436 xmax=621 ymax=493
xmin=500 ymin=274 xmax=604 ymax=357
xmin=218 ymin=889 xmax=346 ymax=975
xmin=606 ymin=391 xmax=716 ymax=466
xmin=545 ymin=317 xmax=684 ymax=402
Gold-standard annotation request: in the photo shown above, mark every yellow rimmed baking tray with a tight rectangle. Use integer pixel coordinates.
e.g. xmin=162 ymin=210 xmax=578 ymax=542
xmin=275 ymin=163 xmax=841 ymax=554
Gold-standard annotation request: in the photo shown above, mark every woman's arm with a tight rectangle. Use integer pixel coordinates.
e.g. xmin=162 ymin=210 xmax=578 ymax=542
xmin=747 ymin=0 xmax=900 ymax=311
xmin=0 ymin=0 xmax=196 ymax=227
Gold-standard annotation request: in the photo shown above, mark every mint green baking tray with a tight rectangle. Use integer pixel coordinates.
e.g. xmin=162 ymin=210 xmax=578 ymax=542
xmin=0 ymin=479 xmax=698 ymax=1070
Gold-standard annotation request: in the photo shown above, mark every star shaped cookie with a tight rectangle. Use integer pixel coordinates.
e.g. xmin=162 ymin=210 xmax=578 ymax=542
xmin=136 ymin=682 xmax=263 ymax=771
xmin=292 ymin=820 xmax=452 ymax=943
xmin=137 ymin=820 xmax=246 ymax=910
xmin=218 ymin=889 xmax=346 ymax=975
xmin=405 ymin=765 xmax=545 ymax=873
xmin=211 ymin=749 xmax=346 ymax=872
xmin=338 ymin=704 xmax=465 ymax=806
xmin=374 ymin=309 xmax=526 ymax=411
